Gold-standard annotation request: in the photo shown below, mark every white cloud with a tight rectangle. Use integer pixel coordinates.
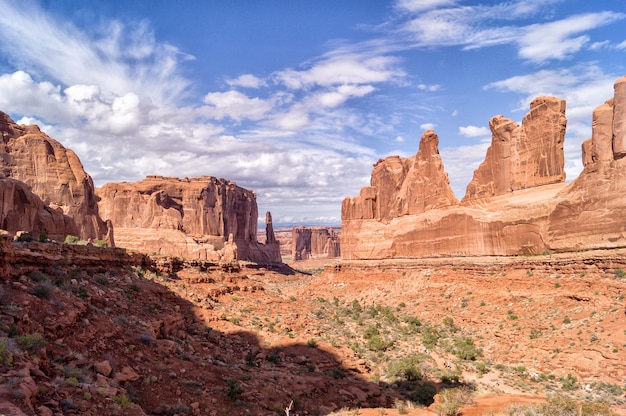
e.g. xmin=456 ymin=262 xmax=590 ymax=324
xmin=459 ymin=125 xmax=490 ymax=137
xmin=0 ymin=1 xmax=192 ymax=104
xmin=226 ymin=74 xmax=266 ymax=89
xmin=441 ymin=142 xmax=490 ymax=198
xmin=276 ymin=55 xmax=404 ymax=89
xmin=420 ymin=122 xmax=436 ymax=130
xmin=617 ymin=40 xmax=626 ymax=49
xmin=418 ymin=83 xmax=441 ymax=91
xmin=396 ymin=0 xmax=458 ymax=13
xmin=395 ymin=135 xmax=405 ymax=143
xmin=517 ymin=13 xmax=624 ymax=62
xmin=202 ymin=90 xmax=273 ymax=121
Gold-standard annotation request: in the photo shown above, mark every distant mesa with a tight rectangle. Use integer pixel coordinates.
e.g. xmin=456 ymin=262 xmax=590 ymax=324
xmin=96 ymin=175 xmax=281 ymax=263
xmin=342 ymin=75 xmax=626 ymax=259
xmin=292 ymin=226 xmax=341 ymax=261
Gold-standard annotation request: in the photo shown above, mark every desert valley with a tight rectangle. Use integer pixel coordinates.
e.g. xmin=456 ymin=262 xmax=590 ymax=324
xmin=0 ymin=76 xmax=625 ymax=416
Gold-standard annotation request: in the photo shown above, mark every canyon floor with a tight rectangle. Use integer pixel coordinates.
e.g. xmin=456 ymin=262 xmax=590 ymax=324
xmin=1 ymin=242 xmax=625 ymax=415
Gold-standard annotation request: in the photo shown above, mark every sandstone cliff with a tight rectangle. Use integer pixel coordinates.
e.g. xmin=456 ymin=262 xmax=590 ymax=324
xmin=97 ymin=176 xmax=281 ymax=263
xmin=0 ymin=176 xmax=78 ymax=239
xmin=342 ymin=130 xmax=458 ymax=223
xmin=341 ymin=76 xmax=626 ymax=259
xmin=464 ymin=97 xmax=566 ymax=200
xmin=292 ymin=226 xmax=341 ymax=261
xmin=0 ymin=112 xmax=111 ymax=243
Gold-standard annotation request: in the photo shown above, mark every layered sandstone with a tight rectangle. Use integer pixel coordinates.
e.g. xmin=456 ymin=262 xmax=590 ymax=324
xmin=464 ymin=96 xmax=566 ymax=200
xmin=0 ymin=112 xmax=110 ymax=242
xmin=292 ymin=226 xmax=341 ymax=261
xmin=341 ymin=77 xmax=626 ymax=259
xmin=0 ymin=177 xmax=77 ymax=239
xmin=342 ymin=130 xmax=458 ymax=223
xmin=97 ymin=176 xmax=281 ymax=263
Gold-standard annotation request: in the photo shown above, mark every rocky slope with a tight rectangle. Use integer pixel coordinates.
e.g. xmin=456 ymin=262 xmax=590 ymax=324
xmin=0 ymin=112 xmax=110 ymax=243
xmin=97 ymin=176 xmax=281 ymax=263
xmin=342 ymin=75 xmax=626 ymax=260
xmin=1 ymin=239 xmax=625 ymax=415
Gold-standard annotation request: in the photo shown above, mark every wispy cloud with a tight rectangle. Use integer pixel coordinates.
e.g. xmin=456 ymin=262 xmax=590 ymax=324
xmin=459 ymin=125 xmax=490 ymax=137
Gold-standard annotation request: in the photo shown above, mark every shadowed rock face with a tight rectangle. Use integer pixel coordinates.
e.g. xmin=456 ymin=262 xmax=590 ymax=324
xmin=97 ymin=176 xmax=281 ymax=263
xmin=341 ymin=76 xmax=626 ymax=260
xmin=0 ymin=112 xmax=110 ymax=243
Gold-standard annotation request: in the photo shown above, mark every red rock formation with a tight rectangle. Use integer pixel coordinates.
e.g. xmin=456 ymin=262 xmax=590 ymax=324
xmin=464 ymin=97 xmax=566 ymax=200
xmin=0 ymin=176 xmax=77 ymax=239
xmin=548 ymin=76 xmax=626 ymax=251
xmin=342 ymin=130 xmax=458 ymax=222
xmin=341 ymin=77 xmax=626 ymax=259
xmin=291 ymin=226 xmax=340 ymax=261
xmin=97 ymin=176 xmax=281 ymax=263
xmin=0 ymin=112 xmax=110 ymax=243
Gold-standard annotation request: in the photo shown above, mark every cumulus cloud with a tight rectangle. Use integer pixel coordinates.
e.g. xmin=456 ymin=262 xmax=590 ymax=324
xmin=459 ymin=125 xmax=490 ymax=137
xmin=202 ymin=90 xmax=273 ymax=121
xmin=420 ymin=123 xmax=436 ymax=130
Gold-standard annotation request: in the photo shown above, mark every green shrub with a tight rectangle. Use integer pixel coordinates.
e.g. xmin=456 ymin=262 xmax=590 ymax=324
xmin=64 ymin=235 xmax=80 ymax=244
xmin=435 ymin=387 xmax=473 ymax=416
xmin=307 ymin=338 xmax=317 ymax=348
xmin=31 ymin=282 xmax=54 ymax=299
xmin=95 ymin=240 xmax=107 ymax=248
xmin=226 ymin=378 xmax=244 ymax=400
xmin=614 ymin=268 xmax=626 ymax=279
xmin=38 ymin=231 xmax=48 ymax=242
xmin=28 ymin=271 xmax=49 ymax=282
xmin=365 ymin=334 xmax=394 ymax=351
xmin=0 ymin=338 xmax=14 ymax=366
xmin=16 ymin=332 xmax=46 ymax=353
xmin=411 ymin=382 xmax=437 ymax=406
xmin=421 ymin=326 xmax=440 ymax=349
xmin=453 ymin=336 xmax=482 ymax=361
xmin=112 ymin=394 xmax=132 ymax=408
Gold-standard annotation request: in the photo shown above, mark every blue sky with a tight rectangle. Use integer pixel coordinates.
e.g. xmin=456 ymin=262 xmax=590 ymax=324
xmin=0 ymin=0 xmax=624 ymax=227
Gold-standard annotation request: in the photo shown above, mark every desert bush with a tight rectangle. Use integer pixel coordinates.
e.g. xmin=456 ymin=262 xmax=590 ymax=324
xmin=452 ymin=336 xmax=482 ymax=361
xmin=388 ymin=355 xmax=423 ymax=381
xmin=365 ymin=334 xmax=394 ymax=352
xmin=31 ymin=282 xmax=54 ymax=299
xmin=38 ymin=231 xmax=48 ymax=242
xmin=307 ymin=338 xmax=318 ymax=348
xmin=411 ymin=382 xmax=437 ymax=406
xmin=421 ymin=325 xmax=440 ymax=349
xmin=435 ymin=387 xmax=474 ymax=416
xmin=226 ymin=378 xmax=244 ymax=400
xmin=64 ymin=235 xmax=80 ymax=244
xmin=507 ymin=394 xmax=614 ymax=416
xmin=0 ymin=338 xmax=14 ymax=366
xmin=16 ymin=332 xmax=46 ymax=353
xmin=28 ymin=270 xmax=49 ymax=282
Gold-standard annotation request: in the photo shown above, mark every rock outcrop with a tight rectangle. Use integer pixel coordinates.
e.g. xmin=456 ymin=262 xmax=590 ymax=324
xmin=341 ymin=77 xmax=626 ymax=259
xmin=0 ymin=177 xmax=77 ymax=239
xmin=464 ymin=97 xmax=566 ymax=200
xmin=0 ymin=112 xmax=110 ymax=243
xmin=291 ymin=226 xmax=341 ymax=261
xmin=342 ymin=130 xmax=458 ymax=223
xmin=96 ymin=176 xmax=281 ymax=263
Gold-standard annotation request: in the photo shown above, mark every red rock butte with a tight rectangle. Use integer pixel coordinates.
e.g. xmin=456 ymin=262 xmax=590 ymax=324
xmin=342 ymin=75 xmax=626 ymax=259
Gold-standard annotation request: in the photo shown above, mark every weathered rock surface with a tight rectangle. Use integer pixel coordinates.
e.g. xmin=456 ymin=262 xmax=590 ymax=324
xmin=291 ymin=226 xmax=341 ymax=261
xmin=342 ymin=77 xmax=626 ymax=259
xmin=0 ymin=112 xmax=110 ymax=242
xmin=97 ymin=175 xmax=280 ymax=263
xmin=0 ymin=177 xmax=77 ymax=239
xmin=464 ymin=96 xmax=566 ymax=200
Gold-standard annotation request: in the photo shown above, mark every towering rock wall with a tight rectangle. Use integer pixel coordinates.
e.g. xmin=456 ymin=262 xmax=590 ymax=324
xmin=464 ymin=97 xmax=566 ymax=200
xmin=342 ymin=78 xmax=626 ymax=259
xmin=97 ymin=176 xmax=281 ymax=263
xmin=342 ymin=130 xmax=458 ymax=222
xmin=0 ymin=112 xmax=111 ymax=243
xmin=291 ymin=226 xmax=340 ymax=261
xmin=548 ymin=76 xmax=626 ymax=251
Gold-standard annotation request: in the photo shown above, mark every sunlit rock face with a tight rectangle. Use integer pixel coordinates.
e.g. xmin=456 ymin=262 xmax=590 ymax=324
xmin=0 ymin=112 xmax=110 ymax=243
xmin=463 ymin=96 xmax=566 ymax=200
xmin=341 ymin=76 xmax=626 ymax=259
xmin=97 ymin=175 xmax=281 ymax=263
xmin=291 ymin=226 xmax=340 ymax=261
